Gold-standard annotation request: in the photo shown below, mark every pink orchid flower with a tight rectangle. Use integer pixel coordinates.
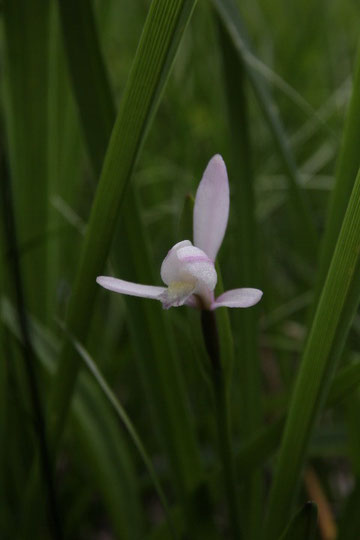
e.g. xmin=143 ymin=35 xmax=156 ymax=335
xmin=97 ymin=155 xmax=263 ymax=310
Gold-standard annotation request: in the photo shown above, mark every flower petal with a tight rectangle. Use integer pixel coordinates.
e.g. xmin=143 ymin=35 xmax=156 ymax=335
xmin=193 ymin=154 xmax=229 ymax=261
xmin=177 ymin=245 xmax=217 ymax=292
xmin=160 ymin=240 xmax=192 ymax=285
xmin=96 ymin=276 xmax=166 ymax=299
xmin=212 ymin=288 xmax=263 ymax=309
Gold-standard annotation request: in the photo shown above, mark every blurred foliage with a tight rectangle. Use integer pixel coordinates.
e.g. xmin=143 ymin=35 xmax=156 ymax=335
xmin=1 ymin=0 xmax=360 ymax=538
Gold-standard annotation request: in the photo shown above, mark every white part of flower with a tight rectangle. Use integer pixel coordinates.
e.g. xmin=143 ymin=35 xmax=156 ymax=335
xmin=96 ymin=276 xmax=166 ymax=299
xmin=212 ymin=288 xmax=263 ymax=309
xmin=176 ymin=245 xmax=217 ymax=292
xmin=193 ymin=154 xmax=229 ymax=261
xmin=158 ymin=282 xmax=196 ymax=310
xmin=160 ymin=240 xmax=192 ymax=284
xmin=159 ymin=241 xmax=217 ymax=309
xmin=96 ymin=154 xmax=263 ymax=312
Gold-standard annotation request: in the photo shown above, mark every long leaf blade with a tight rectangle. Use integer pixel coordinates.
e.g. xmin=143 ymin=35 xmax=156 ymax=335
xmin=50 ymin=0 xmax=198 ymax=445
xmin=265 ymin=166 xmax=360 ymax=539
xmin=56 ymin=0 xmax=202 ymax=497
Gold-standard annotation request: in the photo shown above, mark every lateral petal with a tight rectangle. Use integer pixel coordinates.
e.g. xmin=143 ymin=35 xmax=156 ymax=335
xmin=212 ymin=288 xmax=263 ymax=309
xmin=96 ymin=276 xmax=166 ymax=299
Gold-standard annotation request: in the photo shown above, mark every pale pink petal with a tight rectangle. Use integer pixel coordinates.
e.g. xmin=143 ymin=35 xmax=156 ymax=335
xmin=212 ymin=288 xmax=263 ymax=309
xmin=193 ymin=154 xmax=229 ymax=261
xmin=177 ymin=245 xmax=217 ymax=292
xmin=160 ymin=240 xmax=192 ymax=285
xmin=96 ymin=276 xmax=166 ymax=299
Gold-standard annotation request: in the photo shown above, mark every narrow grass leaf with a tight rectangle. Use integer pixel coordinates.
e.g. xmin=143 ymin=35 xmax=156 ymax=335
xmin=211 ymin=0 xmax=318 ymax=257
xmin=265 ymin=167 xmax=360 ymax=540
xmin=56 ymin=0 xmax=202 ymax=497
xmin=337 ymin=482 xmax=360 ymax=540
xmin=72 ymin=381 xmax=144 ymax=539
xmin=2 ymin=0 xmax=50 ymax=319
xmin=67 ymin=334 xmax=177 ymax=539
xmin=0 ymin=149 xmax=62 ymax=539
xmin=145 ymin=356 xmax=360 ymax=540
xmin=1 ymin=296 xmax=144 ymax=539
xmin=279 ymin=502 xmax=318 ymax=540
xmin=216 ymin=13 xmax=263 ymax=538
xmin=50 ymin=0 xmax=198 ymax=446
xmin=314 ymin=46 xmax=360 ymax=293
xmin=47 ymin=4 xmax=84 ymax=317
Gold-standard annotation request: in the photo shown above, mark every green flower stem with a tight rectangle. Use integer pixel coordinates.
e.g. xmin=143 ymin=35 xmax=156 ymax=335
xmin=201 ymin=309 xmax=241 ymax=540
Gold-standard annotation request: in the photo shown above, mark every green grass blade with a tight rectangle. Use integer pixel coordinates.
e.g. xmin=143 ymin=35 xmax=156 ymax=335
xmin=211 ymin=0 xmax=318 ymax=257
xmin=113 ymin=195 xmax=202 ymax=494
xmin=337 ymin=482 xmax=360 ymax=540
xmin=67 ymin=335 xmax=177 ymax=539
xmin=56 ymin=0 xmax=115 ymax=170
xmin=216 ymin=13 xmax=263 ymax=538
xmin=56 ymin=0 xmax=202 ymax=497
xmin=50 ymin=0 xmax=197 ymax=444
xmin=0 ymin=150 xmax=62 ymax=538
xmin=1 ymin=295 xmax=144 ymax=538
xmin=2 ymin=0 xmax=49 ymax=319
xmin=72 ymin=395 xmax=144 ymax=539
xmin=265 ymin=166 xmax=360 ymax=540
xmin=312 ymin=45 xmax=360 ymax=302
xmin=0 ymin=165 xmax=9 ymax=536
xmin=279 ymin=502 xmax=318 ymax=540
xmin=146 ymin=355 xmax=360 ymax=540
xmin=47 ymin=4 xmax=84 ymax=318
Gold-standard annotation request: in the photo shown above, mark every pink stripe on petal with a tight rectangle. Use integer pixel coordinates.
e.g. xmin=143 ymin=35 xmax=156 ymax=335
xmin=177 ymin=255 xmax=212 ymax=264
xmin=193 ymin=155 xmax=229 ymax=261
xmin=212 ymin=288 xmax=263 ymax=309
xmin=96 ymin=276 xmax=166 ymax=299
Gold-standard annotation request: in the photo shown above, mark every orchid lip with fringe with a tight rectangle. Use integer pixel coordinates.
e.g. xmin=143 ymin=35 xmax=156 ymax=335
xmin=96 ymin=154 xmax=263 ymax=310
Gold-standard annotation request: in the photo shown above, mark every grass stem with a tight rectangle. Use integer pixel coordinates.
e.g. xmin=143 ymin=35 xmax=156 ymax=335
xmin=201 ymin=309 xmax=241 ymax=540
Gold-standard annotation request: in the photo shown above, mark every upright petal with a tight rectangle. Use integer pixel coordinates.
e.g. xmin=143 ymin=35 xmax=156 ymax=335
xmin=160 ymin=240 xmax=192 ymax=285
xmin=97 ymin=276 xmax=166 ymax=299
xmin=193 ymin=154 xmax=229 ymax=261
xmin=212 ymin=288 xmax=263 ymax=309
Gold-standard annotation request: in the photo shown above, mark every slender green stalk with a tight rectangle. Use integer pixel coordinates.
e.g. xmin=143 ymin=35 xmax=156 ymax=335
xmin=314 ymin=45 xmax=360 ymax=295
xmin=201 ymin=309 xmax=241 ymax=539
xmin=70 ymin=337 xmax=178 ymax=540
xmin=265 ymin=167 xmax=360 ymax=540
xmin=56 ymin=0 xmax=202 ymax=497
xmin=211 ymin=0 xmax=318 ymax=258
xmin=279 ymin=502 xmax=318 ymax=540
xmin=216 ymin=13 xmax=262 ymax=538
xmin=50 ymin=0 xmax=197 ymax=446
xmin=2 ymin=295 xmax=143 ymax=539
xmin=0 ymin=151 xmax=62 ymax=539
xmin=0 ymin=176 xmax=8 ymax=538
xmin=2 ymin=0 xmax=49 ymax=320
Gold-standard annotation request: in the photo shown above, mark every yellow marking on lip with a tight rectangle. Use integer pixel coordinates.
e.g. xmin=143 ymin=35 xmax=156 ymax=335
xmin=159 ymin=280 xmax=196 ymax=308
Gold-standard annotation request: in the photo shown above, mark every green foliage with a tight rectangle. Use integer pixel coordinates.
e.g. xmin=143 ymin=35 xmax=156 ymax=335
xmin=279 ymin=502 xmax=318 ymax=540
xmin=1 ymin=0 xmax=360 ymax=538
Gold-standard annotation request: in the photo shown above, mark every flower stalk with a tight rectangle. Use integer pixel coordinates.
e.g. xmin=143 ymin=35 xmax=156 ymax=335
xmin=201 ymin=309 xmax=242 ymax=540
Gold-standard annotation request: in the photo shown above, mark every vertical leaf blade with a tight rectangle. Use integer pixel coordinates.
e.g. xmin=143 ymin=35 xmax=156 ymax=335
xmin=3 ymin=0 xmax=50 ymax=319
xmin=51 ymin=0 xmax=198 ymax=446
xmin=265 ymin=166 xmax=360 ymax=539
xmin=56 ymin=0 xmax=202 ymax=497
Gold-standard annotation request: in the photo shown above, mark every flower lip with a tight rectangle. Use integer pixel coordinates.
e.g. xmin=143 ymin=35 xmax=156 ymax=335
xmin=175 ymin=245 xmax=217 ymax=292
